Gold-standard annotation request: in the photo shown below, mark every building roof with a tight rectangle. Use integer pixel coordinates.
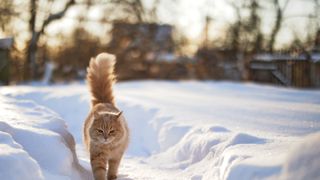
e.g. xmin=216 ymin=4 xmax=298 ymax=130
xmin=311 ymin=53 xmax=320 ymax=63
xmin=253 ymin=53 xmax=307 ymax=62
xmin=112 ymin=23 xmax=173 ymax=43
xmin=0 ymin=37 xmax=13 ymax=49
xmin=108 ymin=23 xmax=174 ymax=53
xmin=253 ymin=53 xmax=320 ymax=63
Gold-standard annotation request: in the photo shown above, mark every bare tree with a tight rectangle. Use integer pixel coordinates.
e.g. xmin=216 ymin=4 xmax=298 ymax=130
xmin=0 ymin=1 xmax=16 ymax=33
xmin=26 ymin=0 xmax=75 ymax=79
xmin=268 ymin=0 xmax=290 ymax=52
xmin=248 ymin=0 xmax=263 ymax=52
xmin=108 ymin=0 xmax=146 ymax=22
xmin=99 ymin=0 xmax=161 ymax=23
xmin=224 ymin=0 xmax=264 ymax=53
xmin=149 ymin=0 xmax=160 ymax=22
xmin=228 ymin=1 xmax=242 ymax=53
xmin=313 ymin=0 xmax=320 ymax=49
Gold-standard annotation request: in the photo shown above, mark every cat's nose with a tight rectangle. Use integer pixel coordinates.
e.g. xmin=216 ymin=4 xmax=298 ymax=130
xmin=104 ymin=134 xmax=108 ymax=139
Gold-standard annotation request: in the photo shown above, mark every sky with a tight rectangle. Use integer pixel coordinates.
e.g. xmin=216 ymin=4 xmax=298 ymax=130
xmin=49 ymin=0 xmax=317 ymax=48
xmin=4 ymin=0 xmax=319 ymax=50
xmin=153 ymin=0 xmax=317 ymax=47
xmin=46 ymin=0 xmax=236 ymax=44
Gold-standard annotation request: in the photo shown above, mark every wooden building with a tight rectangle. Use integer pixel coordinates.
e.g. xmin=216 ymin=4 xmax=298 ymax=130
xmin=249 ymin=53 xmax=320 ymax=88
xmin=311 ymin=53 xmax=320 ymax=87
xmin=107 ymin=22 xmax=175 ymax=80
xmin=195 ymin=48 xmax=241 ymax=80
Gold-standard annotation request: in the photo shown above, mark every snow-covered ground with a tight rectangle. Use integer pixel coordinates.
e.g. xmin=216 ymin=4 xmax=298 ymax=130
xmin=1 ymin=81 xmax=320 ymax=180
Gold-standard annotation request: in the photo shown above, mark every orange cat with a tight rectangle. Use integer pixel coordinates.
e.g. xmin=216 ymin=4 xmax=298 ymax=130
xmin=83 ymin=53 xmax=129 ymax=180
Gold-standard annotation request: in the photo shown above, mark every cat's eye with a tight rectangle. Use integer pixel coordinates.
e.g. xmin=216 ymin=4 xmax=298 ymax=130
xmin=109 ymin=130 xmax=115 ymax=134
xmin=96 ymin=129 xmax=103 ymax=133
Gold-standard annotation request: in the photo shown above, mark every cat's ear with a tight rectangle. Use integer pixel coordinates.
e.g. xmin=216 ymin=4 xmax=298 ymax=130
xmin=93 ymin=112 xmax=100 ymax=119
xmin=116 ymin=111 xmax=123 ymax=119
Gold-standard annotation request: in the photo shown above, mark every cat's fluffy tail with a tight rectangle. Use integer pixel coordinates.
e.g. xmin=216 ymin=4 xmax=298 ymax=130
xmin=87 ymin=53 xmax=116 ymax=106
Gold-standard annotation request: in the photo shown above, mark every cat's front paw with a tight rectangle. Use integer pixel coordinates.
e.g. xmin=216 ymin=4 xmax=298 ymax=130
xmin=107 ymin=175 xmax=117 ymax=180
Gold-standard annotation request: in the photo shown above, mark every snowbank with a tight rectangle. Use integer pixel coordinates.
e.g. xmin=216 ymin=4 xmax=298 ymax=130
xmin=279 ymin=132 xmax=320 ymax=180
xmin=0 ymin=131 xmax=43 ymax=180
xmin=0 ymin=95 xmax=90 ymax=180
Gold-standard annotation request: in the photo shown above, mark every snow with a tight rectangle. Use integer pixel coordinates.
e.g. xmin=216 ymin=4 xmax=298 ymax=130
xmin=0 ymin=95 xmax=90 ymax=180
xmin=0 ymin=37 xmax=13 ymax=49
xmin=156 ymin=53 xmax=176 ymax=62
xmin=42 ymin=62 xmax=55 ymax=84
xmin=311 ymin=53 xmax=320 ymax=63
xmin=0 ymin=131 xmax=43 ymax=180
xmin=279 ymin=133 xmax=320 ymax=180
xmin=253 ymin=53 xmax=307 ymax=61
xmin=1 ymin=80 xmax=320 ymax=179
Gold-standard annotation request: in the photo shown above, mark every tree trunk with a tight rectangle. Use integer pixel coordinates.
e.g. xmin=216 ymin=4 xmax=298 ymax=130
xmin=26 ymin=0 xmax=38 ymax=79
xmin=315 ymin=29 xmax=320 ymax=49
xmin=25 ymin=0 xmax=75 ymax=80
xmin=268 ymin=0 xmax=282 ymax=53
xmin=268 ymin=0 xmax=290 ymax=53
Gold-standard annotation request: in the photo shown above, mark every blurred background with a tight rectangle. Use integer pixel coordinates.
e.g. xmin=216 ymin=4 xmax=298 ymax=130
xmin=0 ymin=0 xmax=319 ymax=88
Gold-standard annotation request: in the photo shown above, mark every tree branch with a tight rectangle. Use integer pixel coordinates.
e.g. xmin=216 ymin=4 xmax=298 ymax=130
xmin=282 ymin=0 xmax=290 ymax=11
xmin=39 ymin=0 xmax=75 ymax=36
xmin=284 ymin=14 xmax=316 ymax=20
xmin=26 ymin=0 xmax=76 ymax=79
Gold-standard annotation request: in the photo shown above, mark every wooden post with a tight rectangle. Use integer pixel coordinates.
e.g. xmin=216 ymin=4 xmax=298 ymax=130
xmin=0 ymin=37 xmax=13 ymax=85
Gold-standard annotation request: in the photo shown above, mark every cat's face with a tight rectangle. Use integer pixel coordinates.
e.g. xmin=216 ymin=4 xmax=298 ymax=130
xmin=89 ymin=111 xmax=124 ymax=144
